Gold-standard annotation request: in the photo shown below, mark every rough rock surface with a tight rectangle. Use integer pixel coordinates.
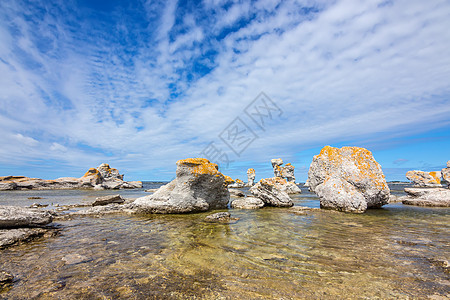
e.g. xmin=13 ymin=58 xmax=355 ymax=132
xmin=307 ymin=146 xmax=390 ymax=213
xmin=0 ymin=206 xmax=53 ymax=228
xmin=204 ymin=212 xmax=238 ymax=223
xmin=0 ymin=227 xmax=58 ymax=249
xmin=441 ymin=161 xmax=450 ymax=188
xmin=249 ymin=178 xmax=293 ymax=207
xmin=247 ymin=168 xmax=256 ymax=186
xmin=231 ymin=197 xmax=265 ymax=209
xmin=282 ymin=163 xmax=296 ymax=182
xmin=271 ymin=159 xmax=283 ymax=177
xmin=0 ymin=164 xmax=143 ymax=190
xmin=228 ymin=188 xmax=245 ymax=197
xmin=223 ymin=176 xmax=235 ymax=187
xmin=92 ymin=195 xmax=125 ymax=206
xmin=400 ymin=188 xmax=450 ymax=207
xmin=0 ymin=271 xmax=13 ymax=286
xmin=406 ymin=170 xmax=442 ymax=187
xmin=228 ymin=179 xmax=245 ymax=188
xmin=132 ymin=158 xmax=230 ymax=213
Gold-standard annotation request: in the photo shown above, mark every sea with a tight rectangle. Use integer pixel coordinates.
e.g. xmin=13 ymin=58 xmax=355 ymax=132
xmin=0 ymin=182 xmax=449 ymax=299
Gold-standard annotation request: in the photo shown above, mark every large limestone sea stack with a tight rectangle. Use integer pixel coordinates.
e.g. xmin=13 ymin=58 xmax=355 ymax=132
xmin=133 ymin=158 xmax=229 ymax=213
xmin=307 ymin=146 xmax=390 ymax=213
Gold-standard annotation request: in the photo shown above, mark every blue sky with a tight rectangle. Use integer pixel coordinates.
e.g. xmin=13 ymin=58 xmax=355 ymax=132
xmin=0 ymin=0 xmax=449 ymax=182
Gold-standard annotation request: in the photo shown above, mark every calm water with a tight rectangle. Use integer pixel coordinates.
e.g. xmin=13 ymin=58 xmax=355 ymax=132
xmin=1 ymin=183 xmax=449 ymax=299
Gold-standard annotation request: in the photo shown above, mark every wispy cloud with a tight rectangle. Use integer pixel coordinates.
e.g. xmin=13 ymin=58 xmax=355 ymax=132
xmin=0 ymin=0 xmax=449 ymax=180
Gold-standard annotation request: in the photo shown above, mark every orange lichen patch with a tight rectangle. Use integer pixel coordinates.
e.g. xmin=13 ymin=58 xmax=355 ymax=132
xmin=224 ymin=176 xmax=235 ymax=185
xmin=247 ymin=168 xmax=255 ymax=174
xmin=177 ymin=158 xmax=220 ymax=176
xmin=429 ymin=172 xmax=441 ymax=184
xmin=261 ymin=177 xmax=287 ymax=186
xmin=82 ymin=168 xmax=99 ymax=177
xmin=285 ymin=163 xmax=294 ymax=169
xmin=235 ymin=179 xmax=244 ymax=184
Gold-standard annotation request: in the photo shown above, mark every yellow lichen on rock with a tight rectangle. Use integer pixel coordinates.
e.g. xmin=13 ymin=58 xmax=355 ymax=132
xmin=429 ymin=172 xmax=441 ymax=184
xmin=224 ymin=175 xmax=235 ymax=186
xmin=82 ymin=168 xmax=99 ymax=177
xmin=177 ymin=158 xmax=220 ymax=176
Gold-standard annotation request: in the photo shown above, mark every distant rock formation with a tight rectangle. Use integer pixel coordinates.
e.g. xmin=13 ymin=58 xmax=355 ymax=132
xmin=441 ymin=161 xmax=450 ymax=188
xmin=0 ymin=164 xmax=142 ymax=190
xmin=307 ymin=146 xmax=390 ymax=213
xmin=270 ymin=158 xmax=297 ymax=183
xmin=406 ymin=170 xmax=442 ymax=187
xmin=400 ymin=188 xmax=450 ymax=207
xmin=247 ymin=168 xmax=256 ymax=186
xmin=249 ymin=178 xmax=293 ymax=207
xmin=132 ymin=158 xmax=229 ymax=213
xmin=228 ymin=178 xmax=245 ymax=188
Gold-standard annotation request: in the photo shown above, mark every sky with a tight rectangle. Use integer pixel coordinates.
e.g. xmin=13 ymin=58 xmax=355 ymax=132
xmin=0 ymin=0 xmax=449 ymax=182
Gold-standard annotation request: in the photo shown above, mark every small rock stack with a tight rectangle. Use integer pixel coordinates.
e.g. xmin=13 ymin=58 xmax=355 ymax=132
xmin=246 ymin=168 xmax=256 ymax=186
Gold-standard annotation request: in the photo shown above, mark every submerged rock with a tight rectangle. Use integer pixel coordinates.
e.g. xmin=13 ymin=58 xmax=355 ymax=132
xmin=133 ymin=158 xmax=230 ymax=213
xmin=92 ymin=194 xmax=125 ymax=206
xmin=247 ymin=168 xmax=256 ymax=186
xmin=401 ymin=188 xmax=450 ymax=207
xmin=0 ymin=228 xmax=58 ymax=249
xmin=406 ymin=170 xmax=442 ymax=187
xmin=204 ymin=212 xmax=239 ymax=223
xmin=249 ymin=178 xmax=293 ymax=207
xmin=0 ymin=206 xmax=53 ymax=229
xmin=231 ymin=197 xmax=265 ymax=209
xmin=307 ymin=146 xmax=390 ymax=213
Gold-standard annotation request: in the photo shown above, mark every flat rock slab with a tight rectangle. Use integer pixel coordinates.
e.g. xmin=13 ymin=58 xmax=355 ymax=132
xmin=401 ymin=188 xmax=450 ymax=207
xmin=0 ymin=228 xmax=58 ymax=249
xmin=0 ymin=206 xmax=53 ymax=229
xmin=229 ymin=188 xmax=245 ymax=197
xmin=231 ymin=197 xmax=264 ymax=209
xmin=92 ymin=194 xmax=125 ymax=206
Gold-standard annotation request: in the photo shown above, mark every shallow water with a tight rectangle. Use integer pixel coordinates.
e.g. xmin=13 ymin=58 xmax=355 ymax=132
xmin=1 ymin=183 xmax=449 ymax=299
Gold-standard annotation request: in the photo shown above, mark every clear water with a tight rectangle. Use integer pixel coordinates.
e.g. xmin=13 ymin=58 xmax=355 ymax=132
xmin=1 ymin=183 xmax=449 ymax=299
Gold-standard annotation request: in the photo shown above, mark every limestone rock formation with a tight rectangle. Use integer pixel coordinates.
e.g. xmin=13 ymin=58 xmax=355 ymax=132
xmin=247 ymin=168 xmax=256 ymax=186
xmin=282 ymin=163 xmax=296 ymax=182
xmin=441 ymin=161 xmax=450 ymax=188
xmin=231 ymin=197 xmax=265 ymax=209
xmin=406 ymin=170 xmax=442 ymax=187
xmin=228 ymin=178 xmax=245 ymax=188
xmin=0 ymin=164 xmax=142 ymax=190
xmin=132 ymin=158 xmax=230 ymax=213
xmin=0 ymin=206 xmax=53 ymax=229
xmin=307 ymin=146 xmax=390 ymax=213
xmin=224 ymin=176 xmax=235 ymax=187
xmin=401 ymin=188 xmax=450 ymax=207
xmin=271 ymin=159 xmax=283 ymax=177
xmin=249 ymin=178 xmax=293 ymax=207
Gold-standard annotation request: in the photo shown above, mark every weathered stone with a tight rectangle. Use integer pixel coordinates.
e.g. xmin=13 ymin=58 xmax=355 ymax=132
xmin=228 ymin=179 xmax=245 ymax=188
xmin=0 ymin=164 xmax=142 ymax=190
xmin=401 ymin=188 xmax=450 ymax=207
xmin=0 ymin=271 xmax=13 ymax=286
xmin=250 ymin=178 xmax=293 ymax=207
xmin=282 ymin=163 xmax=296 ymax=182
xmin=280 ymin=181 xmax=302 ymax=194
xmin=92 ymin=195 xmax=125 ymax=206
xmin=229 ymin=188 xmax=245 ymax=197
xmin=406 ymin=170 xmax=442 ymax=187
xmin=0 ymin=206 xmax=53 ymax=229
xmin=0 ymin=228 xmax=57 ymax=249
xmin=441 ymin=161 xmax=450 ymax=188
xmin=223 ymin=176 xmax=235 ymax=187
xmin=204 ymin=212 xmax=239 ymax=223
xmin=133 ymin=158 xmax=230 ymax=213
xmin=307 ymin=146 xmax=390 ymax=213
xmin=247 ymin=168 xmax=256 ymax=186
xmin=231 ymin=197 xmax=265 ymax=209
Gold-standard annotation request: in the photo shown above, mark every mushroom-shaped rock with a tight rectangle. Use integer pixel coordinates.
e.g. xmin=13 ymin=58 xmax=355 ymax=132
xmin=0 ymin=206 xmax=53 ymax=229
xmin=247 ymin=168 xmax=256 ymax=186
xmin=406 ymin=170 xmax=442 ymax=187
xmin=249 ymin=178 xmax=293 ymax=207
xmin=132 ymin=158 xmax=230 ymax=213
xmin=307 ymin=146 xmax=390 ymax=213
